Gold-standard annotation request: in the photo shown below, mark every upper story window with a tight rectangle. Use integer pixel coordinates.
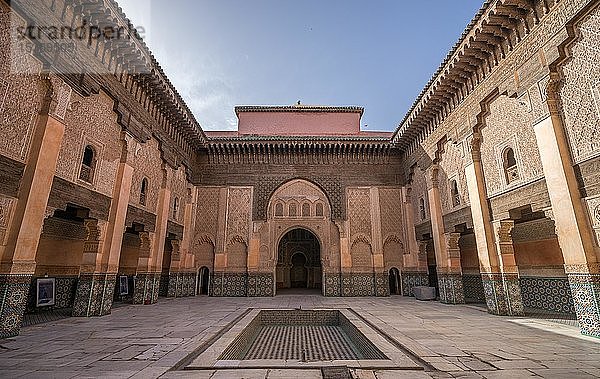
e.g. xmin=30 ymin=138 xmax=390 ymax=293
xmin=140 ymin=178 xmax=148 ymax=206
xmin=289 ymin=203 xmax=298 ymax=217
xmin=173 ymin=197 xmax=180 ymax=220
xmin=503 ymin=147 xmax=519 ymax=184
xmin=275 ymin=202 xmax=284 ymax=217
xmin=302 ymin=203 xmax=311 ymax=217
xmin=79 ymin=145 xmax=96 ymax=183
xmin=450 ymin=180 xmax=460 ymax=207
xmin=419 ymin=198 xmax=426 ymax=220
xmin=315 ymin=203 xmax=324 ymax=217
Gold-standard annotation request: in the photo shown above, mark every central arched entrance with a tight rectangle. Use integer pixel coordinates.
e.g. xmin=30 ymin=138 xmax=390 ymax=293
xmin=276 ymin=228 xmax=321 ymax=293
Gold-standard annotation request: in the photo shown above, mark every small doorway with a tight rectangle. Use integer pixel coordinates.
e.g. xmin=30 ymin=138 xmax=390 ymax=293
xmin=389 ymin=267 xmax=401 ymax=295
xmin=197 ymin=266 xmax=210 ymax=295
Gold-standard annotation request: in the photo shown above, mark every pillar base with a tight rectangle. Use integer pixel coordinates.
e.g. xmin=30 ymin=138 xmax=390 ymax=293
xmin=567 ymin=272 xmax=600 ymax=338
xmin=0 ymin=274 xmax=32 ymax=339
xmin=133 ymin=273 xmax=160 ymax=305
xmin=401 ymin=271 xmax=429 ymax=296
xmin=438 ymin=272 xmax=465 ymax=304
xmin=72 ymin=273 xmax=116 ymax=317
xmin=167 ymin=272 xmax=181 ymax=298
xmin=481 ymin=273 xmax=524 ymax=316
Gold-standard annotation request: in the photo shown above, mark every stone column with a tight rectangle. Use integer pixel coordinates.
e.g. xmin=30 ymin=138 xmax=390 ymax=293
xmin=167 ymin=239 xmax=182 ymax=297
xmin=0 ymin=80 xmax=67 ymax=338
xmin=133 ymin=231 xmax=156 ymax=304
xmin=73 ymin=132 xmax=134 ymax=317
xmin=464 ymin=133 xmax=523 ymax=316
xmin=439 ymin=232 xmax=465 ymax=304
xmin=401 ymin=187 xmax=428 ymax=296
xmin=426 ymin=165 xmax=465 ymax=304
xmin=533 ymin=74 xmax=600 ymax=337
xmin=72 ymin=219 xmax=116 ymax=317
xmin=492 ymin=220 xmax=524 ymax=315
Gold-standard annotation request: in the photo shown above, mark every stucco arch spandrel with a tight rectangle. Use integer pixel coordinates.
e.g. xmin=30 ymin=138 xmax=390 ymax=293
xmin=383 ymin=234 xmax=404 ymax=250
xmin=254 ymin=177 xmax=344 ymax=221
xmin=193 ymin=234 xmax=215 ymax=249
xmin=350 ymin=234 xmax=372 ymax=250
xmin=267 ymin=179 xmax=332 ymax=218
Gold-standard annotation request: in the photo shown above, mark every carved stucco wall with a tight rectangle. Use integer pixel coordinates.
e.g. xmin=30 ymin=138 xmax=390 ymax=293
xmin=193 ymin=187 xmax=220 ymax=267
xmin=378 ymin=188 xmax=405 ymax=270
xmin=55 ymin=90 xmax=121 ymax=198
xmin=0 ymin=3 xmax=43 ymax=164
xmin=560 ymin=6 xmax=600 ymax=163
xmin=410 ymin=166 xmax=430 ymax=225
xmin=481 ymin=95 xmax=545 ymax=197
xmin=347 ymin=188 xmax=372 ymax=271
xmin=129 ymin=137 xmax=163 ymax=213
xmin=168 ymin=167 xmax=188 ymax=225
xmin=438 ymin=141 xmax=470 ymax=213
xmin=225 ymin=187 xmax=252 ymax=246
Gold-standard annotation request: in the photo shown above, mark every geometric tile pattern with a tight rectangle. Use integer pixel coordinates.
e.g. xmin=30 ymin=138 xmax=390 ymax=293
xmin=212 ymin=273 xmax=248 ymax=297
xmin=341 ymin=273 xmax=374 ymax=297
xmin=401 ymin=272 xmax=429 ymax=296
xmin=26 ymin=276 xmax=78 ymax=312
xmin=0 ymin=274 xmax=32 ymax=338
xmin=567 ymin=273 xmax=600 ymax=338
xmin=462 ymin=274 xmax=486 ymax=303
xmin=481 ymin=273 xmax=524 ymax=316
xmin=72 ymin=274 xmax=116 ymax=317
xmin=324 ymin=273 xmax=341 ymax=297
xmin=159 ymin=273 xmax=170 ymax=297
xmin=520 ymin=276 xmax=575 ymax=314
xmin=247 ymin=273 xmax=274 ymax=297
xmin=438 ymin=273 xmax=465 ymax=304
xmin=133 ymin=273 xmax=160 ymax=305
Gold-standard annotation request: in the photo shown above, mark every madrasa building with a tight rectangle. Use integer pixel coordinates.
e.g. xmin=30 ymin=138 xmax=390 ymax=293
xmin=0 ymin=0 xmax=599 ymax=340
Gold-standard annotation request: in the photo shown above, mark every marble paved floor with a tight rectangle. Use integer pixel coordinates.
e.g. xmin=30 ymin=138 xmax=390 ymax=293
xmin=0 ymin=295 xmax=599 ymax=378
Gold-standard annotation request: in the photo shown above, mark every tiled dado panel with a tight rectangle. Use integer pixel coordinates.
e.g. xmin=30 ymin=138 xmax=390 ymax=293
xmin=401 ymin=272 xmax=429 ymax=296
xmin=26 ymin=277 xmax=78 ymax=313
xmin=248 ymin=273 xmax=274 ymax=297
xmin=520 ymin=277 xmax=575 ymax=314
xmin=340 ymin=273 xmax=388 ymax=297
xmin=0 ymin=274 xmax=31 ymax=338
xmin=462 ymin=274 xmax=486 ymax=303
xmin=324 ymin=273 xmax=341 ymax=297
xmin=212 ymin=273 xmax=248 ymax=297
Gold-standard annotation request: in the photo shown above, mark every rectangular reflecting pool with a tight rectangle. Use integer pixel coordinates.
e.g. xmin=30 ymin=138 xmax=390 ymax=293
xmin=185 ymin=308 xmax=424 ymax=371
xmin=220 ymin=310 xmax=387 ymax=361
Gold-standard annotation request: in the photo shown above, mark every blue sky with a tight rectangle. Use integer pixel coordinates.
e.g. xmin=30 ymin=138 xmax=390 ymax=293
xmin=118 ymin=0 xmax=483 ymax=131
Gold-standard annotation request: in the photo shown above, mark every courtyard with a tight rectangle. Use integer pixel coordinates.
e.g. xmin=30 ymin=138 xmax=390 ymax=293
xmin=0 ymin=295 xmax=598 ymax=379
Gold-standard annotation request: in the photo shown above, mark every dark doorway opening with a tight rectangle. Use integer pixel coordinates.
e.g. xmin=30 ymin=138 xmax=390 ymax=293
xmin=198 ymin=266 xmax=210 ymax=295
xmin=276 ymin=228 xmax=321 ymax=294
xmin=389 ymin=267 xmax=401 ymax=295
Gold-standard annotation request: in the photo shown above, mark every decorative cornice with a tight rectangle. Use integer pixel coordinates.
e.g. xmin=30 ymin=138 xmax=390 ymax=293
xmin=235 ymin=105 xmax=364 ymax=116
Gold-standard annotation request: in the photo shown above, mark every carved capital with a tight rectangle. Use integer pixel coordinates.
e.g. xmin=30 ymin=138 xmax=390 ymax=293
xmin=171 ymin=239 xmax=181 ymax=261
xmin=495 ymin=220 xmax=515 ymax=244
xmin=470 ymin=132 xmax=482 ymax=162
xmin=545 ymin=73 xmax=563 ymax=116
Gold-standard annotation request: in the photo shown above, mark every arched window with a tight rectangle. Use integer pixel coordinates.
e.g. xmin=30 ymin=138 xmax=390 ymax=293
xmin=315 ymin=203 xmax=324 ymax=217
xmin=173 ymin=197 xmax=179 ymax=220
xmin=275 ymin=202 xmax=284 ymax=217
xmin=503 ymin=147 xmax=519 ymax=184
xmin=301 ymin=202 xmax=311 ymax=217
xmin=419 ymin=198 xmax=426 ymax=220
xmin=450 ymin=180 xmax=460 ymax=207
xmin=289 ymin=203 xmax=298 ymax=217
xmin=79 ymin=145 xmax=96 ymax=183
xmin=140 ymin=178 xmax=148 ymax=206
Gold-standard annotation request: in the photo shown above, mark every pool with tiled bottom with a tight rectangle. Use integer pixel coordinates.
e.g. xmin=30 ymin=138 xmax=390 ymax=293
xmin=185 ymin=309 xmax=425 ymax=371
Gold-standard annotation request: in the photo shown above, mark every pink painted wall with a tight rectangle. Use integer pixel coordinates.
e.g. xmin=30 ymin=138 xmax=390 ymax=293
xmin=237 ymin=111 xmax=361 ymax=136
